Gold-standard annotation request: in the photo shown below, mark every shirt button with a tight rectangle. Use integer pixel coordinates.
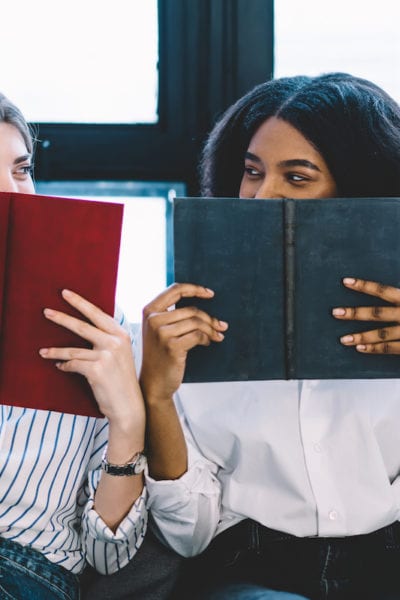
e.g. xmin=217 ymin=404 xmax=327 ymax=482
xmin=328 ymin=510 xmax=338 ymax=521
xmin=314 ymin=443 xmax=322 ymax=453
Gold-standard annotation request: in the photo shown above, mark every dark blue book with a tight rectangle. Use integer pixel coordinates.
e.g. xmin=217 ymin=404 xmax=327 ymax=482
xmin=173 ymin=197 xmax=400 ymax=381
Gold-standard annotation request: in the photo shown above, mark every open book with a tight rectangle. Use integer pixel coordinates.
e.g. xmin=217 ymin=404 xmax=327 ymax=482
xmin=0 ymin=191 xmax=123 ymax=416
xmin=174 ymin=196 xmax=400 ymax=382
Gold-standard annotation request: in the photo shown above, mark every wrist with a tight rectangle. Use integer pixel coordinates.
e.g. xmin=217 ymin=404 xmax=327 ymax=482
xmin=140 ymin=370 xmax=180 ymax=405
xmin=107 ymin=420 xmax=145 ymax=463
xmin=140 ymin=380 xmax=175 ymax=406
xmin=101 ymin=450 xmax=147 ymax=476
xmin=106 ymin=441 xmax=145 ymax=465
xmin=143 ymin=392 xmax=177 ymax=410
xmin=106 ymin=400 xmax=145 ymax=432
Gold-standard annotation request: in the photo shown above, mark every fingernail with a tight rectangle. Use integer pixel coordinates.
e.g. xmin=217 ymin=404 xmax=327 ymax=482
xmin=43 ymin=308 xmax=55 ymax=317
xmin=62 ymin=289 xmax=72 ymax=297
xmin=217 ymin=333 xmax=225 ymax=340
xmin=340 ymin=335 xmax=354 ymax=344
xmin=332 ymin=308 xmax=346 ymax=316
xmin=39 ymin=348 xmax=48 ymax=356
xmin=219 ymin=320 xmax=228 ymax=328
xmin=343 ymin=278 xmax=356 ymax=285
xmin=356 ymin=344 xmax=367 ymax=352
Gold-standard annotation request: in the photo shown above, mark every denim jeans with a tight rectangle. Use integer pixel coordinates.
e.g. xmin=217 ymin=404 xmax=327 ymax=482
xmin=0 ymin=537 xmax=79 ymax=600
xmin=176 ymin=519 xmax=400 ymax=600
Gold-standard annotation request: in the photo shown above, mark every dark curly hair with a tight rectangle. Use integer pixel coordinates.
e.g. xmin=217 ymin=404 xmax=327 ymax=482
xmin=200 ymin=73 xmax=400 ymax=198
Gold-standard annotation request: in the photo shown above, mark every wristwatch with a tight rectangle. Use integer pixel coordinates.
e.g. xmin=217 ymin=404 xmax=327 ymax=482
xmin=101 ymin=451 xmax=147 ymax=476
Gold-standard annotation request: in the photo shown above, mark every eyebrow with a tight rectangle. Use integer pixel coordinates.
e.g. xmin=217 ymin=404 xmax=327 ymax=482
xmin=245 ymin=152 xmax=321 ymax=172
xmin=14 ymin=154 xmax=31 ymax=165
xmin=278 ymin=159 xmax=321 ymax=172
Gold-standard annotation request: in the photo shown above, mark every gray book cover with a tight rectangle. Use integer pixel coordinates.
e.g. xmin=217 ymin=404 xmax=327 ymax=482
xmin=173 ymin=197 xmax=400 ymax=381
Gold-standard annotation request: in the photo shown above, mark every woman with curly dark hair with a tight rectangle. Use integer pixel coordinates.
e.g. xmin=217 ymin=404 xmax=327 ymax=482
xmin=141 ymin=73 xmax=400 ymax=600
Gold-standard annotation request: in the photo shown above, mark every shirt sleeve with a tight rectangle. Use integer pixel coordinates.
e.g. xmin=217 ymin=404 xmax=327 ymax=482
xmin=81 ymin=462 xmax=148 ymax=575
xmin=80 ymin=310 xmax=148 ymax=575
xmin=146 ymin=393 xmax=222 ymax=557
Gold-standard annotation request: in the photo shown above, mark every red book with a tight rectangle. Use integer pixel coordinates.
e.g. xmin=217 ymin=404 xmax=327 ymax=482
xmin=0 ymin=191 xmax=123 ymax=417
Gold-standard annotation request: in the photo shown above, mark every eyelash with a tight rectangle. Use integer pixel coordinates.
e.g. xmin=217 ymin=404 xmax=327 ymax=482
xmin=244 ymin=166 xmax=311 ymax=184
xmin=286 ymin=173 xmax=309 ymax=183
xmin=244 ymin=166 xmax=262 ymax=178
xmin=16 ymin=165 xmax=34 ymax=176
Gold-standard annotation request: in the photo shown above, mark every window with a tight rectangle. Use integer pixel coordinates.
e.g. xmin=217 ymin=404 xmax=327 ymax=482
xmin=274 ymin=0 xmax=400 ymax=101
xmin=24 ymin=0 xmax=273 ymax=190
xmin=1 ymin=0 xmax=158 ymax=124
xmin=11 ymin=2 xmax=273 ymax=322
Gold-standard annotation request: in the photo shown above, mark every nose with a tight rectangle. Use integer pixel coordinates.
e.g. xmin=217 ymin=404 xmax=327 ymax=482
xmin=254 ymin=176 xmax=284 ymax=199
xmin=0 ymin=171 xmax=19 ymax=193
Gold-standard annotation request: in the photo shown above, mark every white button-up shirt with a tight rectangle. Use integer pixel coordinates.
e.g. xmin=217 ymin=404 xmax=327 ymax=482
xmin=147 ymin=379 xmax=400 ymax=557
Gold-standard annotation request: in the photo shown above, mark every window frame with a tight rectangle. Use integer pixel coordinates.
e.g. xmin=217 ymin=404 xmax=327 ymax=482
xmin=33 ymin=0 xmax=273 ymax=194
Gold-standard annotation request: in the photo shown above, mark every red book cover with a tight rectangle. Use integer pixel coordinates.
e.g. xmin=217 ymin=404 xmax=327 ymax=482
xmin=0 ymin=191 xmax=123 ymax=417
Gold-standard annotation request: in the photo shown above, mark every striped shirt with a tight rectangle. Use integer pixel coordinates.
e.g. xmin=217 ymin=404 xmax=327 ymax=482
xmin=0 ymin=313 xmax=147 ymax=575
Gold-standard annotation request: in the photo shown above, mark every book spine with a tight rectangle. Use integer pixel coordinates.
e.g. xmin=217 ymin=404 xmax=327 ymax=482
xmin=283 ymin=199 xmax=296 ymax=379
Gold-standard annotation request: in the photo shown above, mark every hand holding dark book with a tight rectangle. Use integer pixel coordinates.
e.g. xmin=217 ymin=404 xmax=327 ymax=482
xmin=333 ymin=277 xmax=400 ymax=354
xmin=140 ymin=282 xmax=227 ymax=401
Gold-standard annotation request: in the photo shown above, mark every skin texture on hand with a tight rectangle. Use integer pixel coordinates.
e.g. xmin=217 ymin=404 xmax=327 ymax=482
xmin=39 ymin=289 xmax=145 ymax=530
xmin=140 ymin=283 xmax=228 ymax=480
xmin=332 ymin=277 xmax=400 ymax=354
xmin=140 ymin=283 xmax=228 ymax=402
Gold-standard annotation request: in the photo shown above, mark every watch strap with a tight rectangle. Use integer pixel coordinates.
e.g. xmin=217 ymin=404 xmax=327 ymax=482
xmin=101 ymin=451 xmax=147 ymax=476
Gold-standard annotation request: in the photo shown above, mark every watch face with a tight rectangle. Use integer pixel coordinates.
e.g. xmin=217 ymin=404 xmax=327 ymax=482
xmin=101 ymin=452 xmax=147 ymax=476
xmin=133 ymin=453 xmax=147 ymax=474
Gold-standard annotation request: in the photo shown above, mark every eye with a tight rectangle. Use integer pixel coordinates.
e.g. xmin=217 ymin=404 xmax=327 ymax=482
xmin=286 ymin=172 xmax=310 ymax=183
xmin=244 ymin=165 xmax=262 ymax=178
xmin=15 ymin=164 xmax=33 ymax=178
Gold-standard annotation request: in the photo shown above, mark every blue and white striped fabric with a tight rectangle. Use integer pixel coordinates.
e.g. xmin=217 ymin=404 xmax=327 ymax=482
xmin=0 ymin=312 xmax=147 ymax=575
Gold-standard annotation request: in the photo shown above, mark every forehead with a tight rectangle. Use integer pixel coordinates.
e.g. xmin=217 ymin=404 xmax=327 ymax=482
xmin=248 ymin=117 xmax=321 ymax=159
xmin=0 ymin=122 xmax=29 ymax=156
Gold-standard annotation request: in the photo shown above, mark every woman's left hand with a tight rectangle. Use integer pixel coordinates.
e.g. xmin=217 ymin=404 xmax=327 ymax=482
xmin=332 ymin=277 xmax=400 ymax=354
xmin=39 ymin=289 xmax=145 ymax=429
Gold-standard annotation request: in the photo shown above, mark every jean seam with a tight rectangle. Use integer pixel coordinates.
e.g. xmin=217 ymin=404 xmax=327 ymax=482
xmin=0 ymin=555 xmax=73 ymax=600
xmin=250 ymin=522 xmax=261 ymax=553
xmin=320 ymin=542 xmax=332 ymax=599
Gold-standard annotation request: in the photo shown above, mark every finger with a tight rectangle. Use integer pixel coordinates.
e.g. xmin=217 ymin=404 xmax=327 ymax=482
xmin=54 ymin=359 xmax=91 ymax=375
xmin=340 ymin=325 xmax=400 ymax=346
xmin=168 ymin=329 xmax=220 ymax=353
xmin=157 ymin=317 xmax=225 ymax=344
xmin=143 ymin=283 xmax=215 ymax=316
xmin=146 ymin=306 xmax=228 ymax=332
xmin=43 ymin=307 xmax=104 ymax=346
xmin=332 ymin=306 xmax=400 ymax=321
xmin=39 ymin=347 xmax=98 ymax=361
xmin=342 ymin=278 xmax=400 ymax=304
xmin=61 ymin=289 xmax=119 ymax=334
xmin=355 ymin=341 xmax=400 ymax=355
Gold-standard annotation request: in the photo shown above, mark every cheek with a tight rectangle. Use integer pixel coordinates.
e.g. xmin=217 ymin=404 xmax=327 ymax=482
xmin=320 ymin=179 xmax=338 ymax=198
xmin=18 ymin=179 xmax=35 ymax=194
xmin=239 ymin=175 xmax=252 ymax=198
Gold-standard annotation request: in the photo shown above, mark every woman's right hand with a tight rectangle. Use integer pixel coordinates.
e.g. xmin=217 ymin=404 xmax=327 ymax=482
xmin=140 ymin=283 xmax=228 ymax=402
